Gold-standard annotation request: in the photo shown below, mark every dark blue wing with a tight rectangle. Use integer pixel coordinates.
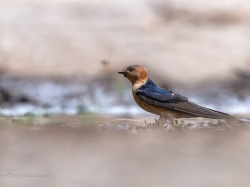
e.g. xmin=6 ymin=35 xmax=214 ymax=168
xmin=136 ymin=87 xmax=188 ymax=103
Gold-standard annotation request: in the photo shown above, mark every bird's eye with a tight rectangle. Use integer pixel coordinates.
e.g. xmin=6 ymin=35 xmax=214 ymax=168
xmin=128 ymin=67 xmax=134 ymax=72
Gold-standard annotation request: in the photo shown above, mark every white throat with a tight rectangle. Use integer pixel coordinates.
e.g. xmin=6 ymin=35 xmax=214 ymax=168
xmin=132 ymin=79 xmax=147 ymax=91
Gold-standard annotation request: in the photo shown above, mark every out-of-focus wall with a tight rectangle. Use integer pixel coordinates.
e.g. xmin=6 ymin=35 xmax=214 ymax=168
xmin=0 ymin=0 xmax=250 ymax=84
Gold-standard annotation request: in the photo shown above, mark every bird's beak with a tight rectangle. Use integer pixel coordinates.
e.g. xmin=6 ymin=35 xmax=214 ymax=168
xmin=118 ymin=71 xmax=127 ymax=77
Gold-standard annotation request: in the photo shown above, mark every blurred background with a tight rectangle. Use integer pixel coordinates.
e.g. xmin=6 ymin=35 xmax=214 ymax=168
xmin=0 ymin=0 xmax=249 ymax=115
xmin=1 ymin=1 xmax=250 ymax=187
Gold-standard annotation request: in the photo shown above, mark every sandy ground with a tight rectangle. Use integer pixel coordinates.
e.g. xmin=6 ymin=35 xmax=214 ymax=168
xmin=1 ymin=115 xmax=250 ymax=187
xmin=0 ymin=0 xmax=250 ymax=85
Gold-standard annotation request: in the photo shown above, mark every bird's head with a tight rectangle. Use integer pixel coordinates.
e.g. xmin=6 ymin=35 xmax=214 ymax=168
xmin=118 ymin=65 xmax=148 ymax=84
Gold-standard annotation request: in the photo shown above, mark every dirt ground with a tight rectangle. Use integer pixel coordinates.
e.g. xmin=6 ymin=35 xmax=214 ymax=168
xmin=1 ymin=115 xmax=250 ymax=187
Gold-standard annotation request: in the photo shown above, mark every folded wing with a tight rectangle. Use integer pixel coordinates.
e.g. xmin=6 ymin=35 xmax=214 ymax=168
xmin=136 ymin=88 xmax=232 ymax=119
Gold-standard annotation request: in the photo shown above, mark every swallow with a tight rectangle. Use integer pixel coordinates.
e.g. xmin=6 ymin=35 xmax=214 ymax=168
xmin=118 ymin=65 xmax=233 ymax=121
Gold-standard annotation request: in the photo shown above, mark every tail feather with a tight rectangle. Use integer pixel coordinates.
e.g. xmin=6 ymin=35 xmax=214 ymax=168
xmin=170 ymin=101 xmax=232 ymax=119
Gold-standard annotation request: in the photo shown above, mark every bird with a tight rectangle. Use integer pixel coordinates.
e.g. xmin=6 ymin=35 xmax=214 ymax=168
xmin=118 ymin=65 xmax=233 ymax=123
